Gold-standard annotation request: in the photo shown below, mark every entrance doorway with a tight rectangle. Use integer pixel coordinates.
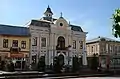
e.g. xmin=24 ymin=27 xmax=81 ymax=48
xmin=58 ymin=54 xmax=64 ymax=66
xmin=12 ymin=58 xmax=26 ymax=70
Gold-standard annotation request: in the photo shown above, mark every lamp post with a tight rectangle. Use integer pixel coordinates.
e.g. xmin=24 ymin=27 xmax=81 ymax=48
xmin=67 ymin=45 xmax=71 ymax=65
xmin=78 ymin=55 xmax=82 ymax=67
xmin=67 ymin=45 xmax=72 ymax=72
xmin=12 ymin=60 xmax=16 ymax=68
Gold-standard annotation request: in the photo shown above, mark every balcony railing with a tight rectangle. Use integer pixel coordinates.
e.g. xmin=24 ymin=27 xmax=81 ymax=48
xmin=56 ymin=46 xmax=68 ymax=50
xmin=10 ymin=47 xmax=21 ymax=53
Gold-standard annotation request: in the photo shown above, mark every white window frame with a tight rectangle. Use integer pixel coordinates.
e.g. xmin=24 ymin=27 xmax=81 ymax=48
xmin=41 ymin=37 xmax=47 ymax=48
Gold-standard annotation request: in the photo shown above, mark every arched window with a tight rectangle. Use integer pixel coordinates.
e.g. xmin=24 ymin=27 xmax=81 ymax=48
xmin=57 ymin=36 xmax=65 ymax=50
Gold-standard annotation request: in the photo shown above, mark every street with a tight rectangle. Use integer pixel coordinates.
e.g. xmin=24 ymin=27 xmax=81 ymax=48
xmin=0 ymin=70 xmax=119 ymax=79
xmin=33 ymin=77 xmax=120 ymax=79
xmin=0 ymin=70 xmax=114 ymax=79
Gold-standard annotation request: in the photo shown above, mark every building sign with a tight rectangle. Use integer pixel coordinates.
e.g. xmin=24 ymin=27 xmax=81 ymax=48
xmin=10 ymin=53 xmax=24 ymax=58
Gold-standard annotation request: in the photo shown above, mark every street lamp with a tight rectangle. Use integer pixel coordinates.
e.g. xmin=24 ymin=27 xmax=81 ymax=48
xmin=12 ymin=60 xmax=16 ymax=65
xmin=67 ymin=45 xmax=72 ymax=72
xmin=67 ymin=45 xmax=72 ymax=66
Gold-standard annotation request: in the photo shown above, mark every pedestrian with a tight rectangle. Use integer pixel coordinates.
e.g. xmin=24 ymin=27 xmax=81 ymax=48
xmin=50 ymin=63 xmax=52 ymax=69
xmin=11 ymin=62 xmax=14 ymax=72
xmin=29 ymin=64 xmax=32 ymax=70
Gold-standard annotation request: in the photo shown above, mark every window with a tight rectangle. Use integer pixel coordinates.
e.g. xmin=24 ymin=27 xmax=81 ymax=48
xmin=115 ymin=46 xmax=117 ymax=53
xmin=117 ymin=46 xmax=119 ymax=52
xmin=60 ymin=23 xmax=63 ymax=26
xmin=21 ymin=41 xmax=26 ymax=49
xmin=91 ymin=46 xmax=93 ymax=52
xmin=93 ymin=45 xmax=95 ymax=52
xmin=111 ymin=45 xmax=113 ymax=53
xmin=12 ymin=40 xmax=18 ymax=47
xmin=57 ymin=36 xmax=65 ymax=50
xmin=96 ymin=45 xmax=97 ymax=51
xmin=47 ymin=14 xmax=51 ymax=17
xmin=113 ymin=45 xmax=114 ymax=53
xmin=79 ymin=41 xmax=83 ymax=49
xmin=32 ymin=37 xmax=37 ymax=46
xmin=73 ymin=40 xmax=76 ymax=49
xmin=41 ymin=37 xmax=46 ymax=47
xmin=3 ymin=39 xmax=8 ymax=48
xmin=119 ymin=46 xmax=120 ymax=52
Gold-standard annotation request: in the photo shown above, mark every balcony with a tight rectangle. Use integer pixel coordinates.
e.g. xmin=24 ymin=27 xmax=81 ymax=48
xmin=10 ymin=47 xmax=21 ymax=53
xmin=56 ymin=47 xmax=67 ymax=50
xmin=56 ymin=45 xmax=66 ymax=50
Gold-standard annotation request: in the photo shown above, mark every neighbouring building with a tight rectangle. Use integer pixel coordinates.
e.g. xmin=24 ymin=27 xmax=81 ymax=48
xmin=26 ymin=6 xmax=88 ymax=68
xmin=86 ymin=36 xmax=120 ymax=69
xmin=0 ymin=24 xmax=30 ymax=70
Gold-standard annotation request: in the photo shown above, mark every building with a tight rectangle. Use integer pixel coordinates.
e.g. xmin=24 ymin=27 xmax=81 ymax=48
xmin=0 ymin=24 xmax=30 ymax=70
xmin=86 ymin=36 xmax=120 ymax=69
xmin=27 ymin=6 xmax=88 ymax=68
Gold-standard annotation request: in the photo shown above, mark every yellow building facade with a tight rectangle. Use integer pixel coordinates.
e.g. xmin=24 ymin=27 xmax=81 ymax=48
xmin=0 ymin=24 xmax=30 ymax=70
xmin=0 ymin=35 xmax=30 ymax=60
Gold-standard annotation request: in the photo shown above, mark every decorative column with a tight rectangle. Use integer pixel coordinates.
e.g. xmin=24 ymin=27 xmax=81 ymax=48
xmin=106 ymin=43 xmax=110 ymax=69
xmin=82 ymin=43 xmax=88 ymax=66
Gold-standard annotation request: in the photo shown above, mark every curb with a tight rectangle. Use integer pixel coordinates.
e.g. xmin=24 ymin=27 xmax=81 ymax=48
xmin=0 ymin=72 xmax=111 ymax=78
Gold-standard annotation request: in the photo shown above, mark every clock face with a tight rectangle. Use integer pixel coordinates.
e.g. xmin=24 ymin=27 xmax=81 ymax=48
xmin=60 ymin=23 xmax=63 ymax=26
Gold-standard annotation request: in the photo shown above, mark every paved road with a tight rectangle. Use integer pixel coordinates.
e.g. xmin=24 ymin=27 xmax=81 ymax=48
xmin=33 ymin=77 xmax=120 ymax=79
xmin=0 ymin=71 xmax=118 ymax=79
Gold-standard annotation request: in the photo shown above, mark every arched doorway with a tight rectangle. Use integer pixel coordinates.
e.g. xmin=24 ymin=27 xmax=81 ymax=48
xmin=53 ymin=55 xmax=64 ymax=73
xmin=58 ymin=54 xmax=64 ymax=66
xmin=57 ymin=36 xmax=65 ymax=50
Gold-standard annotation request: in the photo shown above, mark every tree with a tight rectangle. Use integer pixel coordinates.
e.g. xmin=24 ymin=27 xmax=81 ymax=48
xmin=37 ymin=56 xmax=45 ymax=72
xmin=90 ymin=54 xmax=99 ymax=70
xmin=72 ymin=56 xmax=79 ymax=72
xmin=7 ymin=61 xmax=14 ymax=72
xmin=1 ymin=61 xmax=5 ymax=71
xmin=53 ymin=56 xmax=62 ymax=73
xmin=112 ymin=8 xmax=120 ymax=38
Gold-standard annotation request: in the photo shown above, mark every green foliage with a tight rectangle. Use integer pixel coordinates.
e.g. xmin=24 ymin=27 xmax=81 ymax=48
xmin=72 ymin=56 xmax=79 ymax=72
xmin=7 ymin=61 xmax=14 ymax=72
xmin=37 ymin=56 xmax=45 ymax=71
xmin=90 ymin=54 xmax=99 ymax=70
xmin=112 ymin=8 xmax=120 ymax=38
xmin=53 ymin=56 xmax=62 ymax=73
xmin=0 ymin=61 xmax=5 ymax=71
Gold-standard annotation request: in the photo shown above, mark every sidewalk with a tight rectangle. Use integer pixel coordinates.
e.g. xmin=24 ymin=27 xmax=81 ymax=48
xmin=0 ymin=70 xmax=111 ymax=78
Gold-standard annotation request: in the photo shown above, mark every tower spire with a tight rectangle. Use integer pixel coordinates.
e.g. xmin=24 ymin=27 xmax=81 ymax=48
xmin=44 ymin=5 xmax=53 ymax=16
xmin=60 ymin=12 xmax=63 ymax=17
xmin=43 ymin=5 xmax=53 ymax=21
xmin=48 ymin=5 xmax=50 ymax=8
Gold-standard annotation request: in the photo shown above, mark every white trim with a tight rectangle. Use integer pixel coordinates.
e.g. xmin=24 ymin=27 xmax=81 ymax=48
xmin=57 ymin=52 xmax=65 ymax=57
xmin=41 ymin=37 xmax=47 ymax=48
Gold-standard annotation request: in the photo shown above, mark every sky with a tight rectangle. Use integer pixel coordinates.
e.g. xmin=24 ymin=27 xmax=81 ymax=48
xmin=0 ymin=0 xmax=120 ymax=40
